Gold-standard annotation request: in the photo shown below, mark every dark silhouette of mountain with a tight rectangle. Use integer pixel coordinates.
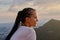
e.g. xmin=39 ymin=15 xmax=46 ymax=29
xmin=35 ymin=19 xmax=60 ymax=40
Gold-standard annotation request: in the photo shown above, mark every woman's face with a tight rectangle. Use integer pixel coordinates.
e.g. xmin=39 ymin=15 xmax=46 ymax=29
xmin=25 ymin=10 xmax=38 ymax=27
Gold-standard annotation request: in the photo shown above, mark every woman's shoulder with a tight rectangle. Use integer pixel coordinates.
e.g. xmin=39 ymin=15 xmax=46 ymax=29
xmin=11 ymin=26 xmax=33 ymax=36
xmin=19 ymin=26 xmax=35 ymax=32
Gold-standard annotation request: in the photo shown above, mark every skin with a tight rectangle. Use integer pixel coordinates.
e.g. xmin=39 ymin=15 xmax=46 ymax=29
xmin=22 ymin=10 xmax=38 ymax=27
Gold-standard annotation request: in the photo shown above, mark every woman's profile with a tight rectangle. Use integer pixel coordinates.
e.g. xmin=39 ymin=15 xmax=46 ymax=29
xmin=5 ymin=7 xmax=38 ymax=40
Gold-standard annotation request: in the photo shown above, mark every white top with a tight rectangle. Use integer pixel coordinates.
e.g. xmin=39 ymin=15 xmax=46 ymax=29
xmin=10 ymin=26 xmax=36 ymax=40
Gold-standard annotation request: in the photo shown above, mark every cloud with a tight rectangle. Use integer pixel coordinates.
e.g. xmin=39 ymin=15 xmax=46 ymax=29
xmin=0 ymin=0 xmax=12 ymax=5
xmin=0 ymin=0 xmax=60 ymax=23
xmin=0 ymin=0 xmax=12 ymax=12
xmin=37 ymin=3 xmax=60 ymax=16
xmin=34 ymin=0 xmax=60 ymax=6
xmin=8 ymin=0 xmax=35 ymax=12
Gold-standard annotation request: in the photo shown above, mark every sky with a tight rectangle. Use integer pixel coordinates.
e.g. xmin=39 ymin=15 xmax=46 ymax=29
xmin=0 ymin=0 xmax=60 ymax=26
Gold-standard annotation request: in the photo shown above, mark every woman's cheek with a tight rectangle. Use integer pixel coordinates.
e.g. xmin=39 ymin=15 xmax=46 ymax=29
xmin=33 ymin=19 xmax=36 ymax=25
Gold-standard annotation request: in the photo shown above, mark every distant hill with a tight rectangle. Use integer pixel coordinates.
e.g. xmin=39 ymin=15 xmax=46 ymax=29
xmin=35 ymin=19 xmax=60 ymax=40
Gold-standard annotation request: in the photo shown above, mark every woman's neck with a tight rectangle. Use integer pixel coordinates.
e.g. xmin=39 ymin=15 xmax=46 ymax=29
xmin=21 ymin=22 xmax=31 ymax=27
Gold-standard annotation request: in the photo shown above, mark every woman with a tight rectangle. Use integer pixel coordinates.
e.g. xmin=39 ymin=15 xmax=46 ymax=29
xmin=5 ymin=8 xmax=38 ymax=40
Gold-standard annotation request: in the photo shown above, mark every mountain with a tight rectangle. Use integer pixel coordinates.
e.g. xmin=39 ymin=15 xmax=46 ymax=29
xmin=35 ymin=19 xmax=60 ymax=40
